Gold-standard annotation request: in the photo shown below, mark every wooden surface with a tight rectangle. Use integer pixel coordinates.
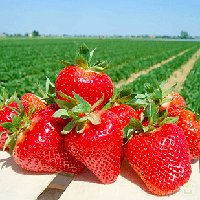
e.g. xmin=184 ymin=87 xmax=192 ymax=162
xmin=0 ymin=150 xmax=199 ymax=200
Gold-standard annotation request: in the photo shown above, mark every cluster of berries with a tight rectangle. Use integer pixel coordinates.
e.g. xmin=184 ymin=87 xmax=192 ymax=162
xmin=0 ymin=44 xmax=200 ymax=196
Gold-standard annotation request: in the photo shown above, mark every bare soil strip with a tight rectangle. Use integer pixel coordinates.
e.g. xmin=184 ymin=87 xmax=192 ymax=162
xmin=162 ymin=48 xmax=200 ymax=93
xmin=115 ymin=49 xmax=190 ymax=89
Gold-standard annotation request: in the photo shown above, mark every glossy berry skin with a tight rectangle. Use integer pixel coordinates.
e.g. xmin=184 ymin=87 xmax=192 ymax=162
xmin=109 ymin=104 xmax=140 ymax=129
xmin=160 ymin=92 xmax=186 ymax=111
xmin=124 ymin=124 xmax=191 ymax=196
xmin=64 ymin=110 xmax=123 ymax=184
xmin=0 ymin=101 xmax=30 ymax=149
xmin=21 ymin=93 xmax=47 ymax=116
xmin=55 ymin=66 xmax=113 ymax=110
xmin=168 ymin=108 xmax=200 ymax=160
xmin=12 ymin=110 xmax=85 ymax=174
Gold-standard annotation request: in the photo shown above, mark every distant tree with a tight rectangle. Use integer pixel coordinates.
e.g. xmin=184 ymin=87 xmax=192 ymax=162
xmin=25 ymin=33 xmax=28 ymax=37
xmin=180 ymin=31 xmax=189 ymax=39
xmin=32 ymin=30 xmax=39 ymax=37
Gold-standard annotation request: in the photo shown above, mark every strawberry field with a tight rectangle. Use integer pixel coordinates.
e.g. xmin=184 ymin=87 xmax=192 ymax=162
xmin=0 ymin=38 xmax=200 ymax=111
xmin=1 ymin=38 xmax=200 ymax=199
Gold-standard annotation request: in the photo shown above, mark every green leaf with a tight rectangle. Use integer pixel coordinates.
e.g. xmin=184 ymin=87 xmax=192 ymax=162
xmin=123 ymin=125 xmax=134 ymax=141
xmin=72 ymin=103 xmax=90 ymax=115
xmin=53 ymin=109 xmax=70 ymax=118
xmin=88 ymin=113 xmax=101 ymax=125
xmin=148 ymin=100 xmax=159 ymax=125
xmin=62 ymin=119 xmax=77 ymax=134
xmin=46 ymin=77 xmax=55 ymax=95
xmin=80 ymin=43 xmax=90 ymax=62
xmin=12 ymin=114 xmax=22 ymax=129
xmin=16 ymin=97 xmax=24 ymax=112
xmin=89 ymin=48 xmax=96 ymax=63
xmin=162 ymin=83 xmax=177 ymax=98
xmin=76 ymin=122 xmax=86 ymax=133
xmin=144 ymin=83 xmax=154 ymax=93
xmin=154 ymin=89 xmax=162 ymax=100
xmin=91 ymin=94 xmax=104 ymax=111
xmin=7 ymin=106 xmax=20 ymax=115
xmin=134 ymin=99 xmax=148 ymax=105
xmin=128 ymin=118 xmax=143 ymax=130
xmin=55 ymin=99 xmax=76 ymax=109
xmin=57 ymin=91 xmax=78 ymax=104
xmin=135 ymin=93 xmax=146 ymax=99
xmin=159 ymin=80 xmax=167 ymax=89
xmin=75 ymin=52 xmax=88 ymax=69
xmin=159 ymin=117 xmax=179 ymax=127
xmin=0 ymin=122 xmax=15 ymax=132
xmin=9 ymin=137 xmax=16 ymax=155
xmin=61 ymin=60 xmax=76 ymax=67
xmin=72 ymin=92 xmax=91 ymax=113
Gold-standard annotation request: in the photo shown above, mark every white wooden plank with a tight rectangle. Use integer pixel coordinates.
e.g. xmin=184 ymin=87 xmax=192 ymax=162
xmin=59 ymin=159 xmax=200 ymax=200
xmin=0 ymin=150 xmax=57 ymax=200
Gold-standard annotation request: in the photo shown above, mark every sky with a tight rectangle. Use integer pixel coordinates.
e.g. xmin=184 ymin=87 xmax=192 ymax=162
xmin=0 ymin=0 xmax=200 ymax=37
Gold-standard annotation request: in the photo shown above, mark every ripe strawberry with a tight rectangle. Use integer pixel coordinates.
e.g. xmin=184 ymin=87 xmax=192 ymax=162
xmin=55 ymin=44 xmax=113 ymax=110
xmin=10 ymin=109 xmax=85 ymax=174
xmin=64 ymin=109 xmax=123 ymax=184
xmin=0 ymin=101 xmax=30 ymax=149
xmin=160 ymin=92 xmax=186 ymax=111
xmin=21 ymin=93 xmax=47 ymax=116
xmin=168 ymin=108 xmax=200 ymax=159
xmin=124 ymin=124 xmax=191 ymax=196
xmin=55 ymin=66 xmax=113 ymax=110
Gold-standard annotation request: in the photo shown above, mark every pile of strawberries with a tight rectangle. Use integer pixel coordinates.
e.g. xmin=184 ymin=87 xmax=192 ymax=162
xmin=0 ymin=44 xmax=200 ymax=196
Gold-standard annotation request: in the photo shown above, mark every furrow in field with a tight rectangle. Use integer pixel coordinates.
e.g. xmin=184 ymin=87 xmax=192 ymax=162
xmin=162 ymin=48 xmax=200 ymax=93
xmin=118 ymin=47 xmax=199 ymax=102
xmin=115 ymin=49 xmax=190 ymax=89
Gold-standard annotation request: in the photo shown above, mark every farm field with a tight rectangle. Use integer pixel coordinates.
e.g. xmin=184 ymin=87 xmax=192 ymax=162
xmin=0 ymin=38 xmax=200 ymax=111
xmin=0 ymin=37 xmax=200 ymax=200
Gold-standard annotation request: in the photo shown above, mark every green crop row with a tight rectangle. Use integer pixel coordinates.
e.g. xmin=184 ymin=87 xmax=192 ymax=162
xmin=0 ymin=38 xmax=199 ymax=98
xmin=105 ymin=47 xmax=188 ymax=82
xmin=180 ymin=56 xmax=200 ymax=112
xmin=120 ymin=47 xmax=200 ymax=112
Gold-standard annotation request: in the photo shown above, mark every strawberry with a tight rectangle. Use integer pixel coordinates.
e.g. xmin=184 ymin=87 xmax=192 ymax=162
xmin=55 ymin=44 xmax=113 ymax=110
xmin=124 ymin=123 xmax=191 ymax=196
xmin=1 ymin=105 xmax=85 ymax=174
xmin=64 ymin=109 xmax=123 ymax=184
xmin=21 ymin=93 xmax=47 ymax=116
xmin=168 ymin=108 xmax=200 ymax=160
xmin=0 ymin=101 xmax=30 ymax=149
xmin=160 ymin=92 xmax=186 ymax=111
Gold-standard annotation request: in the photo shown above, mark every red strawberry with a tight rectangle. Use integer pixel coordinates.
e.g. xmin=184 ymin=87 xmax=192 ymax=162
xmin=55 ymin=66 xmax=113 ymax=110
xmin=64 ymin=109 xmax=123 ymax=184
xmin=21 ymin=93 xmax=47 ymax=116
xmin=168 ymin=108 xmax=200 ymax=160
xmin=55 ymin=44 xmax=113 ymax=110
xmin=160 ymin=92 xmax=186 ymax=111
xmin=12 ymin=110 xmax=85 ymax=174
xmin=124 ymin=124 xmax=191 ymax=196
xmin=0 ymin=101 xmax=30 ymax=149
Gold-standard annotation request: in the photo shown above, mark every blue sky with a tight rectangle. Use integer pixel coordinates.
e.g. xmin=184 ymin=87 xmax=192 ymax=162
xmin=1 ymin=0 xmax=200 ymax=36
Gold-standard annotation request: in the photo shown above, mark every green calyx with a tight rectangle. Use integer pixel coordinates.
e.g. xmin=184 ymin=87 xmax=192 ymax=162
xmin=37 ymin=77 xmax=57 ymax=105
xmin=0 ymin=97 xmax=36 ymax=155
xmin=122 ymin=81 xmax=180 ymax=144
xmin=102 ymin=87 xmax=133 ymax=110
xmin=53 ymin=92 xmax=104 ymax=134
xmin=0 ymin=87 xmax=18 ymax=110
xmin=61 ymin=43 xmax=111 ymax=72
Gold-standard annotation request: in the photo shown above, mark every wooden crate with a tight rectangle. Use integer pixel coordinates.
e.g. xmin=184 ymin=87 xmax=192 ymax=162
xmin=0 ymin=150 xmax=199 ymax=200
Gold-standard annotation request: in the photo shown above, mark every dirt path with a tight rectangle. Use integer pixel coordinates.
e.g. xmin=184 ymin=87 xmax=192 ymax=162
xmin=115 ymin=49 xmax=190 ymax=89
xmin=162 ymin=48 xmax=200 ymax=93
